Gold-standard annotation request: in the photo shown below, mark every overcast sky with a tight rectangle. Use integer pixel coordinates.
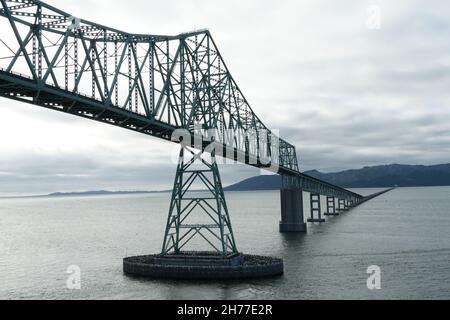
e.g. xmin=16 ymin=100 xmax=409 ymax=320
xmin=0 ymin=0 xmax=449 ymax=195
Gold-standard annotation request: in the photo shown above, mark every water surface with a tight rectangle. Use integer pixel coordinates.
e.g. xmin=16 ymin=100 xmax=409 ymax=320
xmin=0 ymin=187 xmax=449 ymax=299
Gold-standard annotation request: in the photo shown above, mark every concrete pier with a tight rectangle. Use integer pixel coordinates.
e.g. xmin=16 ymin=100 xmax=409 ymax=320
xmin=337 ymin=199 xmax=347 ymax=213
xmin=307 ymin=193 xmax=326 ymax=223
xmin=324 ymin=196 xmax=339 ymax=216
xmin=280 ymin=188 xmax=307 ymax=232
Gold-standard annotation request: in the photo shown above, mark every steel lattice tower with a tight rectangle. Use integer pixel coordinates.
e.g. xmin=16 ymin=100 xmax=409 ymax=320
xmin=161 ymin=145 xmax=238 ymax=256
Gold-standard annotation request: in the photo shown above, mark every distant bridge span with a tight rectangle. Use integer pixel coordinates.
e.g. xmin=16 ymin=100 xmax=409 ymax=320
xmin=0 ymin=0 xmax=389 ymax=259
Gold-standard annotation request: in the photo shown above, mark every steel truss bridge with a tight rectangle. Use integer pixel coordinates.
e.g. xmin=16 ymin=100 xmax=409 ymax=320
xmin=0 ymin=0 xmax=387 ymax=256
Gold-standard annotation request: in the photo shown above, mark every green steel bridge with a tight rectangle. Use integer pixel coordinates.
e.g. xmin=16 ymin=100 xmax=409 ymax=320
xmin=0 ymin=0 xmax=387 ymax=257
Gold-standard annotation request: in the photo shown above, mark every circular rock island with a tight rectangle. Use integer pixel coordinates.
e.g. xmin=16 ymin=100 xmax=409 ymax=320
xmin=123 ymin=252 xmax=284 ymax=280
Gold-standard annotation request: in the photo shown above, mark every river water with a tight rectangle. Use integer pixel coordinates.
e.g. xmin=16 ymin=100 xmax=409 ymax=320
xmin=0 ymin=187 xmax=449 ymax=299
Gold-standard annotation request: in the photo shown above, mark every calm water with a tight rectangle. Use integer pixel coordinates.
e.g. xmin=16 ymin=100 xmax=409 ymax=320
xmin=0 ymin=187 xmax=449 ymax=300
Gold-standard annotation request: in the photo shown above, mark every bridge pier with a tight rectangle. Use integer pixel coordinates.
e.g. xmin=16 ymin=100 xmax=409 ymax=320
xmin=324 ymin=196 xmax=339 ymax=216
xmin=348 ymin=199 xmax=355 ymax=208
xmin=344 ymin=200 xmax=350 ymax=210
xmin=280 ymin=188 xmax=307 ymax=232
xmin=279 ymin=176 xmax=307 ymax=232
xmin=307 ymin=193 xmax=326 ymax=223
xmin=337 ymin=199 xmax=346 ymax=213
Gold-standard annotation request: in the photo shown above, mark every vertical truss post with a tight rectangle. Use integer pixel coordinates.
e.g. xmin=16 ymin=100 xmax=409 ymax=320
xmin=128 ymin=41 xmax=132 ymax=110
xmin=114 ymin=40 xmax=118 ymax=106
xmin=37 ymin=4 xmax=42 ymax=79
xmin=206 ymin=34 xmax=212 ymax=128
xmin=103 ymin=33 xmax=108 ymax=99
xmin=307 ymin=193 xmax=325 ymax=223
xmin=161 ymin=145 xmax=238 ymax=257
xmin=91 ymin=42 xmax=95 ymax=98
xmin=165 ymin=39 xmax=171 ymax=124
xmin=194 ymin=34 xmax=199 ymax=108
xmin=149 ymin=40 xmax=154 ymax=115
xmin=32 ymin=30 xmax=36 ymax=74
xmin=324 ymin=196 xmax=338 ymax=216
xmin=180 ymin=39 xmax=185 ymax=126
xmin=74 ymin=37 xmax=78 ymax=92
xmin=64 ymin=41 xmax=69 ymax=90
xmin=280 ymin=175 xmax=307 ymax=232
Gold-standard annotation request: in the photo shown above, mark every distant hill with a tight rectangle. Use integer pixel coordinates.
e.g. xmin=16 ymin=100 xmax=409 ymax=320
xmin=305 ymin=163 xmax=450 ymax=188
xmin=224 ymin=163 xmax=450 ymax=190
xmin=46 ymin=190 xmax=167 ymax=197
xmin=224 ymin=175 xmax=281 ymax=191
xmin=7 ymin=163 xmax=449 ymax=199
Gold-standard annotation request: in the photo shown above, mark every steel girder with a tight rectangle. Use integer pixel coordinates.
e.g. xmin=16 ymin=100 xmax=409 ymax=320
xmin=0 ymin=0 xmax=362 ymax=201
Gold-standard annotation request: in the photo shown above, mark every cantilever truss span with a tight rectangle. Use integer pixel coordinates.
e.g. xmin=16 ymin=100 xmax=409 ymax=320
xmin=0 ymin=0 xmax=363 ymax=201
